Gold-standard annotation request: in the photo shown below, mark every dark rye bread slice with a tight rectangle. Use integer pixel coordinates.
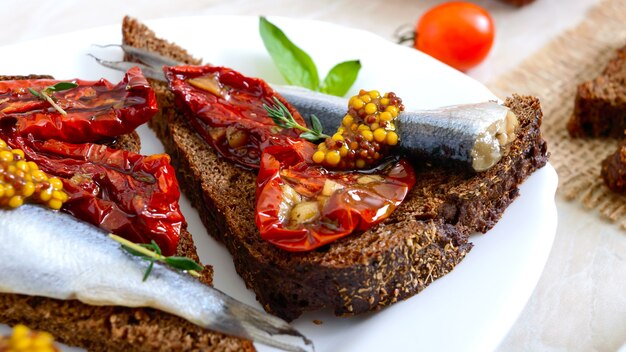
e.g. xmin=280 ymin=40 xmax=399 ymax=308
xmin=122 ymin=17 xmax=548 ymax=321
xmin=0 ymin=75 xmax=254 ymax=351
xmin=568 ymin=44 xmax=626 ymax=137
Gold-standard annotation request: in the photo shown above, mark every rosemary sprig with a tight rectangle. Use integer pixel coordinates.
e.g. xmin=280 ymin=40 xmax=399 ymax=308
xmin=109 ymin=234 xmax=203 ymax=281
xmin=28 ymin=82 xmax=78 ymax=116
xmin=263 ymin=97 xmax=330 ymax=142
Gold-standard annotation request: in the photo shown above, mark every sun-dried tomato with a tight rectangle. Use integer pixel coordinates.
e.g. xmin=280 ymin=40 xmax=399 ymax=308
xmin=168 ymin=65 xmax=416 ymax=251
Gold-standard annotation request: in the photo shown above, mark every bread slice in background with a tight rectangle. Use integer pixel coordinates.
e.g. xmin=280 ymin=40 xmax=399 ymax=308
xmin=122 ymin=16 xmax=549 ymax=321
xmin=567 ymin=45 xmax=626 ymax=137
xmin=0 ymin=75 xmax=254 ymax=352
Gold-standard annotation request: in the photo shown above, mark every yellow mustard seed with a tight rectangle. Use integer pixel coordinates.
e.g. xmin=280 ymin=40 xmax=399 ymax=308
xmin=342 ymin=114 xmax=354 ymax=127
xmin=361 ymin=129 xmax=374 ymax=142
xmin=0 ymin=150 xmax=13 ymax=162
xmin=386 ymin=131 xmax=399 ymax=146
xmin=379 ymin=111 xmax=393 ymax=122
xmin=22 ymin=182 xmax=35 ymax=197
xmin=313 ymin=89 xmax=404 ymax=170
xmin=39 ymin=188 xmax=53 ymax=202
xmin=48 ymin=199 xmax=63 ymax=210
xmin=52 ymin=190 xmax=65 ymax=201
xmin=331 ymin=133 xmax=344 ymax=142
xmin=0 ymin=138 xmax=68 ymax=210
xmin=360 ymin=94 xmax=372 ymax=103
xmin=11 ymin=149 xmax=25 ymax=159
xmin=351 ymin=98 xmax=364 ymax=110
xmin=4 ymin=324 xmax=58 ymax=352
xmin=373 ymin=128 xmax=387 ymax=143
xmin=9 ymin=195 xmax=24 ymax=208
xmin=325 ymin=150 xmax=341 ymax=166
xmin=4 ymin=184 xmax=15 ymax=198
xmin=368 ymin=90 xmax=380 ymax=99
xmin=386 ymin=105 xmax=399 ymax=117
xmin=16 ymin=160 xmax=29 ymax=172
xmin=11 ymin=324 xmax=30 ymax=340
xmin=312 ymin=150 xmax=325 ymax=164
xmin=32 ymin=332 xmax=54 ymax=347
xmin=49 ymin=178 xmax=64 ymax=190
xmin=31 ymin=170 xmax=46 ymax=182
xmin=364 ymin=102 xmax=378 ymax=115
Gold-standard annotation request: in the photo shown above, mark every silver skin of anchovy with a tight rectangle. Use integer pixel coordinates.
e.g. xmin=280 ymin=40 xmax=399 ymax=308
xmin=0 ymin=204 xmax=312 ymax=352
xmin=91 ymin=46 xmax=514 ymax=171
xmin=273 ymin=85 xmax=513 ymax=172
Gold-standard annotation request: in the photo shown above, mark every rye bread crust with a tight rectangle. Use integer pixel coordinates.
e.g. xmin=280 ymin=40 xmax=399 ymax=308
xmin=567 ymin=45 xmax=626 ymax=137
xmin=0 ymin=75 xmax=254 ymax=351
xmin=123 ymin=17 xmax=549 ymax=321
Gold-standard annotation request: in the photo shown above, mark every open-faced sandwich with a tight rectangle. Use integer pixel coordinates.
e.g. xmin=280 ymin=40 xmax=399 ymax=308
xmin=1 ymin=15 xmax=549 ymax=351
xmin=0 ymin=72 xmax=311 ymax=351
xmin=111 ymin=17 xmax=549 ymax=321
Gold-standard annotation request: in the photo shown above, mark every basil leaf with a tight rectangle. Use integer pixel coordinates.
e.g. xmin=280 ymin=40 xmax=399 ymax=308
xmin=320 ymin=60 xmax=362 ymax=97
xmin=48 ymin=82 xmax=78 ymax=92
xmin=165 ymin=256 xmax=204 ymax=272
xmin=259 ymin=17 xmax=319 ymax=90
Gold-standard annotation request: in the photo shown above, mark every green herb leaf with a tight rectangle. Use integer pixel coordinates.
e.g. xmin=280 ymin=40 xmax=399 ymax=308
xmin=164 ymin=256 xmax=205 ymax=272
xmin=264 ymin=97 xmax=330 ymax=142
xmin=109 ymin=234 xmax=203 ymax=281
xmin=121 ymin=245 xmax=148 ymax=258
xmin=28 ymin=82 xmax=77 ymax=116
xmin=259 ymin=17 xmax=319 ymax=90
xmin=46 ymin=82 xmax=78 ymax=93
xmin=320 ymin=60 xmax=362 ymax=97
xmin=299 ymin=131 xmax=317 ymax=141
xmin=310 ymin=114 xmax=323 ymax=134
xmin=143 ymin=260 xmax=155 ymax=282
xmin=27 ymin=87 xmax=43 ymax=99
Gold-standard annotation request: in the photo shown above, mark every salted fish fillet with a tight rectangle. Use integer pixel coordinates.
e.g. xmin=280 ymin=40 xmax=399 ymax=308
xmin=91 ymin=46 xmax=518 ymax=172
xmin=0 ymin=204 xmax=312 ymax=352
xmin=275 ymin=86 xmax=518 ymax=172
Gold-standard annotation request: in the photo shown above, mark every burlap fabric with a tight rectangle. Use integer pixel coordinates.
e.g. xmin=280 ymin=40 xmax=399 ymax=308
xmin=488 ymin=0 xmax=626 ymax=229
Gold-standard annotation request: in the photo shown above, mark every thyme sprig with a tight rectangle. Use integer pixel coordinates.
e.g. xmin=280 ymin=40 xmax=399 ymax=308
xmin=28 ymin=82 xmax=78 ymax=116
xmin=109 ymin=234 xmax=203 ymax=281
xmin=263 ymin=96 xmax=330 ymax=142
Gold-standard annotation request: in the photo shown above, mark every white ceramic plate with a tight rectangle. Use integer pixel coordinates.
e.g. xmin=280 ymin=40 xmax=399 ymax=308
xmin=0 ymin=16 xmax=558 ymax=352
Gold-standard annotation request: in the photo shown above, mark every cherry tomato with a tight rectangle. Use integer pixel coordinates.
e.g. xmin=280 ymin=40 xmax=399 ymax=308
xmin=415 ymin=2 xmax=495 ymax=71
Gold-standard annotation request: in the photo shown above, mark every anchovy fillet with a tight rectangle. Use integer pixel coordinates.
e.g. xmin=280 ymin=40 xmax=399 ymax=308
xmin=273 ymin=86 xmax=517 ymax=172
xmin=0 ymin=204 xmax=313 ymax=352
xmin=90 ymin=45 xmax=518 ymax=172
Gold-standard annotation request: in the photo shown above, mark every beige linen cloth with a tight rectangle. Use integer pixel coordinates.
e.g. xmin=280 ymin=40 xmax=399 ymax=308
xmin=488 ymin=0 xmax=626 ymax=227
